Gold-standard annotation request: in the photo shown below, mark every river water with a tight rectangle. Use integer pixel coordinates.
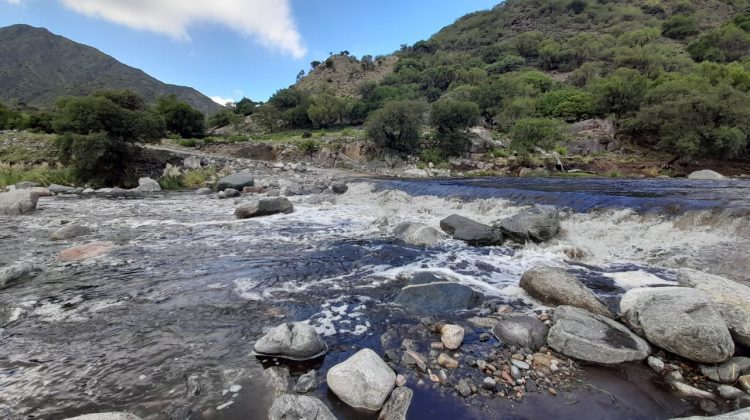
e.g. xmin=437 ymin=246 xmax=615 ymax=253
xmin=1 ymin=177 xmax=749 ymax=420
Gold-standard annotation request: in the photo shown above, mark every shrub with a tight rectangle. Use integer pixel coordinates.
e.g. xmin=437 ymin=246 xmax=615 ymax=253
xmin=234 ymin=97 xmax=259 ymax=116
xmin=179 ymin=138 xmax=197 ymax=147
xmin=590 ymin=69 xmax=649 ymax=116
xmin=365 ymin=100 xmax=427 ymax=153
xmin=307 ymin=94 xmax=346 ymax=128
xmin=0 ymin=162 xmax=75 ymax=188
xmin=486 ymin=55 xmax=525 ymax=74
xmin=536 ymin=89 xmax=596 ymax=122
xmin=208 ymin=109 xmax=241 ymax=128
xmin=419 ymin=148 xmax=444 ymax=164
xmin=510 ymin=118 xmax=565 ymax=154
xmin=688 ymin=24 xmax=750 ymax=63
xmin=182 ymin=167 xmax=217 ymax=189
xmin=662 ymin=14 xmax=700 ymax=40
xmin=431 ymin=99 xmax=481 ymax=156
xmin=298 ymin=138 xmax=320 ymax=156
xmin=155 ymin=95 xmax=205 ymax=138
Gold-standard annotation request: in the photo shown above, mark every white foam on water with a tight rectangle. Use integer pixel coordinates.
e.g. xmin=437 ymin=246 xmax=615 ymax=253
xmin=233 ymin=278 xmax=267 ymax=301
xmin=603 ymin=270 xmax=673 ymax=290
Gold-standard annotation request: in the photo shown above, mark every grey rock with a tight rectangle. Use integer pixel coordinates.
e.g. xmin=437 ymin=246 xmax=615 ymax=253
xmin=491 ymin=314 xmax=548 ymax=351
xmin=222 ymin=188 xmax=240 ymax=198
xmin=688 ymin=170 xmax=724 ymax=180
xmin=379 ymin=387 xmax=413 ymax=420
xmin=494 ymin=206 xmax=560 ymax=243
xmin=135 ymin=177 xmax=161 ymax=192
xmin=184 ymin=156 xmax=202 ymax=170
xmin=253 ymin=322 xmax=327 ymax=361
xmin=440 ymin=214 xmax=504 ymax=246
xmin=63 ymin=414 xmax=142 ymax=420
xmin=195 ymin=188 xmax=212 ymax=195
xmin=82 ymin=188 xmax=95 ymax=195
xmin=50 ymin=223 xmax=92 ymax=241
xmin=457 ymin=378 xmax=473 ymax=397
xmin=235 ymin=197 xmax=294 ymax=219
xmin=402 ymin=350 xmax=427 ymax=371
xmin=511 ymin=359 xmax=530 ymax=370
xmin=49 ymin=183 xmax=76 ymax=194
xmin=393 ymin=222 xmax=443 ymax=246
xmin=14 ymin=181 xmax=39 ymax=189
xmin=293 ymin=370 xmax=317 ymax=393
xmin=678 ymin=269 xmax=750 ymax=347
xmin=0 ymin=262 xmax=39 ymax=289
xmin=648 ymin=356 xmax=665 ymax=374
xmin=392 ymin=272 xmax=482 ymax=314
xmin=718 ymin=385 xmax=747 ymax=400
xmin=620 ymin=287 xmax=734 ymax=363
xmin=671 ymin=381 xmax=716 ymax=400
xmin=520 ymin=267 xmax=614 ymax=318
xmin=268 ymin=394 xmax=335 ymax=420
xmin=264 ymin=366 xmax=293 ymax=394
xmin=217 ymin=173 xmax=254 ymax=191
xmin=700 ymin=357 xmax=750 ymax=384
xmin=0 ymin=190 xmax=39 ymax=215
xmin=0 ymin=305 xmax=18 ymax=327
xmin=327 ymin=348 xmax=396 ymax=411
xmin=482 ymin=377 xmax=497 ymax=390
xmin=331 ymin=183 xmax=348 ymax=194
xmin=671 ymin=407 xmax=750 ymax=420
xmin=547 ymin=306 xmax=651 ymax=365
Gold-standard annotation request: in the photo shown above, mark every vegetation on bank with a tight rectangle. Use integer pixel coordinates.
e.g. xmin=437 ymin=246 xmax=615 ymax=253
xmin=0 ymin=162 xmax=74 ymax=188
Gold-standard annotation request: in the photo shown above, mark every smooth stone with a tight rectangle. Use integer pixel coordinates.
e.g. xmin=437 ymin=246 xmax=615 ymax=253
xmin=253 ymin=322 xmax=327 ymax=361
xmin=58 ymin=242 xmax=114 ymax=262
xmin=326 ymin=348 xmax=396 ymax=411
xmin=293 ymin=370 xmax=318 ymax=394
xmin=268 ymin=394 xmax=335 ymax=420
xmin=378 ymin=387 xmax=413 ymax=420
xmin=195 ymin=187 xmax=212 ymax=195
xmin=482 ymin=377 xmax=497 ymax=390
xmin=264 ymin=366 xmax=293 ymax=394
xmin=511 ymin=359 xmax=530 ymax=370
xmin=688 ymin=170 xmax=724 ymax=180
xmin=0 ymin=189 xmax=39 ymax=215
xmin=437 ymin=353 xmax=459 ymax=369
xmin=621 ymin=287 xmax=734 ymax=363
xmin=402 ymin=350 xmax=427 ymax=372
xmin=14 ymin=181 xmax=39 ymax=189
xmin=393 ymin=222 xmax=443 ymax=246
xmin=648 ymin=356 xmax=665 ymax=374
xmin=50 ymin=223 xmax=92 ymax=241
xmin=222 ymin=188 xmax=240 ymax=198
xmin=520 ymin=266 xmax=614 ymax=318
xmin=135 ymin=177 xmax=161 ymax=192
xmin=441 ymin=324 xmax=465 ymax=350
xmin=671 ymin=408 xmax=750 ymax=419
xmin=217 ymin=173 xmax=254 ymax=191
xmin=0 ymin=262 xmax=39 ymax=289
xmin=547 ymin=306 xmax=651 ymax=365
xmin=494 ymin=205 xmax=560 ymax=243
xmin=739 ymin=375 xmax=750 ymax=392
xmin=439 ymin=214 xmax=504 ymax=246
xmin=671 ymin=381 xmax=716 ymax=400
xmin=235 ymin=197 xmax=294 ymax=219
xmin=700 ymin=357 xmax=750 ymax=384
xmin=48 ymin=183 xmax=76 ymax=194
xmin=718 ymin=385 xmax=746 ymax=400
xmin=63 ymin=414 xmax=141 ymax=420
xmin=392 ymin=272 xmax=482 ymax=314
xmin=491 ymin=314 xmax=548 ymax=351
xmin=457 ymin=378 xmax=473 ymax=397
xmin=331 ymin=183 xmax=348 ymax=194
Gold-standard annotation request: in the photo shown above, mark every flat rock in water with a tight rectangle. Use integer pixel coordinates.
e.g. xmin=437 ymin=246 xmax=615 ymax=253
xmin=50 ymin=223 xmax=92 ymax=241
xmin=491 ymin=314 xmax=548 ymax=351
xmin=0 ymin=262 xmax=39 ymax=289
xmin=494 ymin=206 xmax=560 ymax=243
xmin=520 ymin=267 xmax=614 ymax=318
xmin=687 ymin=170 xmax=724 ymax=180
xmin=620 ymin=287 xmax=734 ymax=364
xmin=678 ymin=269 xmax=750 ymax=347
xmin=268 ymin=394 xmax=335 ymax=420
xmin=134 ymin=177 xmax=160 ymax=192
xmin=379 ymin=387 xmax=413 ymax=420
xmin=49 ymin=183 xmax=76 ymax=194
xmin=293 ymin=370 xmax=318 ymax=393
xmin=327 ymin=348 xmax=396 ymax=411
xmin=439 ymin=214 xmax=503 ymax=246
xmin=393 ymin=222 xmax=443 ymax=246
xmin=547 ymin=306 xmax=651 ymax=365
xmin=253 ymin=322 xmax=327 ymax=361
xmin=0 ymin=190 xmax=39 ymax=215
xmin=264 ymin=366 xmax=293 ymax=394
xmin=235 ymin=197 xmax=293 ymax=219
xmin=58 ymin=242 xmax=114 ymax=262
xmin=392 ymin=272 xmax=482 ymax=314
xmin=63 ymin=414 xmax=141 ymax=420
xmin=217 ymin=173 xmax=254 ymax=191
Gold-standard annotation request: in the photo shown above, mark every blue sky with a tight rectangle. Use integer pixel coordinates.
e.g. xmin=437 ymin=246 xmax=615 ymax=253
xmin=0 ymin=0 xmax=499 ymax=103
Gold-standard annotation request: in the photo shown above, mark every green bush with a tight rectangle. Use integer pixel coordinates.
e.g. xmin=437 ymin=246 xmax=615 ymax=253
xmin=365 ymin=100 xmax=427 ymax=153
xmin=159 ymin=175 xmax=184 ymax=190
xmin=182 ymin=167 xmax=218 ymax=189
xmin=179 ymin=138 xmax=197 ymax=147
xmin=0 ymin=162 xmax=75 ymax=188
xmin=486 ymin=55 xmax=525 ymax=74
xmin=510 ymin=118 xmax=565 ymax=154
xmin=536 ymin=89 xmax=596 ymax=122
xmin=688 ymin=24 xmax=750 ymax=63
xmin=419 ymin=148 xmax=444 ymax=164
xmin=298 ymin=138 xmax=321 ymax=156
xmin=208 ymin=109 xmax=241 ymax=128
xmin=590 ymin=69 xmax=649 ymax=116
xmin=662 ymin=14 xmax=700 ymax=40
xmin=431 ymin=99 xmax=481 ymax=156
xmin=155 ymin=95 xmax=205 ymax=138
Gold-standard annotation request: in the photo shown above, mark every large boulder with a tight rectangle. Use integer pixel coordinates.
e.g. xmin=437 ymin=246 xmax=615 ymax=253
xmin=547 ymin=306 xmax=651 ymax=365
xmin=440 ymin=214 xmax=504 ymax=246
xmin=0 ymin=262 xmax=39 ymax=289
xmin=392 ymin=272 xmax=483 ymax=314
xmin=253 ymin=322 xmax=327 ymax=361
xmin=0 ymin=190 xmax=39 ymax=215
xmin=671 ymin=408 xmax=750 ymax=420
xmin=50 ymin=223 xmax=92 ymax=241
xmin=688 ymin=170 xmax=724 ymax=180
xmin=268 ymin=394 xmax=335 ymax=420
xmin=135 ymin=177 xmax=161 ymax=192
xmin=393 ymin=222 xmax=443 ymax=246
xmin=217 ymin=173 xmax=254 ymax=191
xmin=63 ymin=414 xmax=141 ymax=420
xmin=620 ymin=287 xmax=734 ymax=363
xmin=235 ymin=197 xmax=294 ymax=219
xmin=567 ymin=119 xmax=617 ymax=155
xmin=491 ymin=314 xmax=548 ymax=351
xmin=327 ymin=348 xmax=396 ymax=411
xmin=519 ymin=267 xmax=614 ymax=318
xmin=678 ymin=269 xmax=750 ymax=347
xmin=494 ymin=206 xmax=560 ymax=243
xmin=58 ymin=242 xmax=115 ymax=262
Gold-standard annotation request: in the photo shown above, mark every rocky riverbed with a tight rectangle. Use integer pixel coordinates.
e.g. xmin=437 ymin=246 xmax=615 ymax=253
xmin=1 ymin=160 xmax=750 ymax=420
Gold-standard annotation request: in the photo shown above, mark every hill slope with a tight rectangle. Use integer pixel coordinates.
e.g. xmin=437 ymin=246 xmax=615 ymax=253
xmin=0 ymin=24 xmax=223 ymax=114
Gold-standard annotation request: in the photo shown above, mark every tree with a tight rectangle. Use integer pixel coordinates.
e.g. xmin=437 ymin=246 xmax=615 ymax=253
xmin=688 ymin=24 xmax=750 ymax=63
xmin=207 ymin=109 xmax=242 ymax=128
xmin=296 ymin=70 xmax=306 ymax=82
xmin=365 ymin=100 xmax=427 ymax=153
xmin=93 ymin=89 xmax=146 ymax=111
xmin=0 ymin=102 xmax=22 ymax=130
xmin=510 ymin=118 xmax=564 ymax=154
xmin=536 ymin=89 xmax=596 ymax=122
xmin=253 ymin=104 xmax=282 ymax=132
xmin=155 ymin=95 xmax=205 ymax=138
xmin=310 ymin=61 xmax=321 ymax=69
xmin=511 ymin=31 xmax=546 ymax=58
xmin=662 ymin=14 xmax=700 ymax=40
xmin=234 ymin=97 xmax=259 ymax=116
xmin=307 ymin=94 xmax=346 ymax=128
xmin=590 ymin=69 xmax=649 ymax=116
xmin=430 ymin=99 xmax=481 ymax=156
xmin=361 ymin=55 xmax=375 ymax=71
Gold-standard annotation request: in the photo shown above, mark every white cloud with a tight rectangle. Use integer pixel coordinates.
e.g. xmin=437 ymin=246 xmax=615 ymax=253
xmin=210 ymin=96 xmax=235 ymax=106
xmin=57 ymin=0 xmax=307 ymax=58
xmin=5 ymin=0 xmax=24 ymax=4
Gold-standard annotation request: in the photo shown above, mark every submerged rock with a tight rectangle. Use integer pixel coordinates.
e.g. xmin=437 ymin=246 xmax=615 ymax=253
xmin=0 ymin=190 xmax=39 ymax=215
xmin=439 ymin=214 xmax=503 ymax=246
xmin=379 ymin=387 xmax=413 ymax=420
xmin=491 ymin=314 xmax=548 ymax=351
xmin=63 ymin=414 xmax=142 ymax=420
xmin=135 ymin=177 xmax=161 ymax=192
xmin=327 ymin=348 xmax=396 ymax=411
xmin=50 ymin=223 xmax=92 ymax=241
xmin=392 ymin=272 xmax=482 ymax=314
xmin=293 ymin=370 xmax=318 ymax=393
xmin=264 ymin=366 xmax=293 ymax=394
xmin=268 ymin=394 xmax=335 ymax=420
xmin=253 ymin=322 xmax=327 ymax=361
xmin=58 ymin=242 xmax=115 ymax=262
xmin=393 ymin=222 xmax=443 ymax=246
xmin=440 ymin=324 xmax=465 ymax=350
xmin=547 ymin=306 xmax=651 ymax=365
xmin=494 ymin=206 xmax=560 ymax=243
xmin=678 ymin=269 xmax=750 ymax=347
xmin=620 ymin=287 xmax=734 ymax=363
xmin=520 ymin=267 xmax=613 ymax=318
xmin=0 ymin=262 xmax=39 ymax=289
xmin=235 ymin=197 xmax=294 ymax=219
xmin=687 ymin=170 xmax=724 ymax=180
xmin=217 ymin=173 xmax=254 ymax=191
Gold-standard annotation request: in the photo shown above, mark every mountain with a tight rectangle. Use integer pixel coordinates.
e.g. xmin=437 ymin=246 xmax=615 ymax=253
xmin=0 ymin=24 xmax=223 ymax=114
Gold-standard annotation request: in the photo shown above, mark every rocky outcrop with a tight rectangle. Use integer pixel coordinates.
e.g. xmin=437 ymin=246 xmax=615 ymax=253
xmin=392 ymin=272 xmax=482 ymax=314
xmin=699 ymin=357 xmax=750 ymax=384
xmin=519 ymin=267 xmax=614 ymax=318
xmin=547 ymin=306 xmax=651 ymax=365
xmin=217 ymin=173 xmax=254 ymax=191
xmin=58 ymin=242 xmax=115 ymax=262
xmin=235 ymin=197 xmax=293 ymax=219
xmin=491 ymin=314 xmax=548 ymax=351
xmin=327 ymin=348 xmax=396 ymax=411
xmin=63 ymin=414 xmax=142 ymax=420
xmin=0 ymin=262 xmax=39 ymax=289
xmin=253 ymin=322 xmax=327 ymax=361
xmin=671 ymin=408 xmax=750 ymax=420
xmin=268 ymin=394 xmax=335 ymax=420
xmin=393 ymin=222 xmax=443 ymax=247
xmin=620 ymin=287 xmax=734 ymax=363
xmin=184 ymin=156 xmax=202 ymax=170
xmin=494 ymin=206 xmax=560 ymax=243
xmin=48 ymin=184 xmax=76 ymax=194
xmin=440 ymin=214 xmax=503 ymax=246
xmin=567 ymin=119 xmax=617 ymax=155
xmin=688 ymin=170 xmax=724 ymax=180
xmin=0 ymin=189 xmax=39 ymax=215
xmin=50 ymin=223 xmax=92 ymax=241
xmin=678 ymin=269 xmax=750 ymax=347
xmin=134 ymin=177 xmax=161 ymax=192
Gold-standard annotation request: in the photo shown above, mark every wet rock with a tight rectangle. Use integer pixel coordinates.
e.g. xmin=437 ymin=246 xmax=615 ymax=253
xmin=718 ymin=385 xmax=746 ymax=400
xmin=739 ymin=375 xmax=750 ymax=392
xmin=235 ymin=197 xmax=294 ymax=219
xmin=491 ymin=314 xmax=548 ymax=351
xmin=186 ymin=374 xmax=202 ymax=397
xmin=0 ymin=262 xmax=39 ymax=289
xmin=520 ymin=267 xmax=614 ymax=318
xmin=395 ymin=374 xmax=406 ymax=387
xmin=620 ymin=287 xmax=734 ymax=363
xmin=392 ymin=272 xmax=482 ymax=314
xmin=688 ymin=170 xmax=724 ymax=180
xmin=648 ymin=356 xmax=665 ymax=374
xmin=393 ymin=222 xmax=443 ymax=247
xmin=327 ymin=348 xmax=396 ymax=411
xmin=494 ymin=205 xmax=560 ymax=243
xmin=253 ymin=322 xmax=327 ymax=361
xmin=441 ymin=324 xmax=465 ymax=350
xmin=482 ymin=377 xmax=497 ymax=390
xmin=379 ymin=387 xmax=413 ymax=420
xmin=0 ymin=189 xmax=39 ymax=215
xmin=547 ymin=306 xmax=651 ymax=365
xmin=264 ymin=366 xmax=293 ymax=394
xmin=50 ymin=223 xmax=92 ymax=241
xmin=439 ymin=214 xmax=504 ymax=246
xmin=217 ymin=173 xmax=254 ymax=191
xmin=438 ymin=353 xmax=459 ymax=369
xmin=63 ymin=414 xmax=142 ymax=420
xmin=331 ymin=183 xmax=348 ymax=194
xmin=58 ymin=242 xmax=115 ymax=262
xmin=511 ymin=359 xmax=530 ymax=370
xmin=184 ymin=156 xmax=202 ymax=170
xmin=222 ymin=188 xmax=240 ymax=198
xmin=678 ymin=269 xmax=750 ymax=347
xmin=457 ymin=378 xmax=473 ymax=397
xmin=671 ymin=407 xmax=750 ymax=419
xmin=700 ymin=357 xmax=750 ymax=384
xmin=49 ymin=183 xmax=76 ymax=194
xmin=135 ymin=177 xmax=161 ymax=192
xmin=268 ymin=394 xmax=335 ymax=420
xmin=671 ymin=381 xmax=716 ymax=400
xmin=195 ymin=188 xmax=212 ymax=195
xmin=293 ymin=370 xmax=318 ymax=393
xmin=402 ymin=350 xmax=427 ymax=372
